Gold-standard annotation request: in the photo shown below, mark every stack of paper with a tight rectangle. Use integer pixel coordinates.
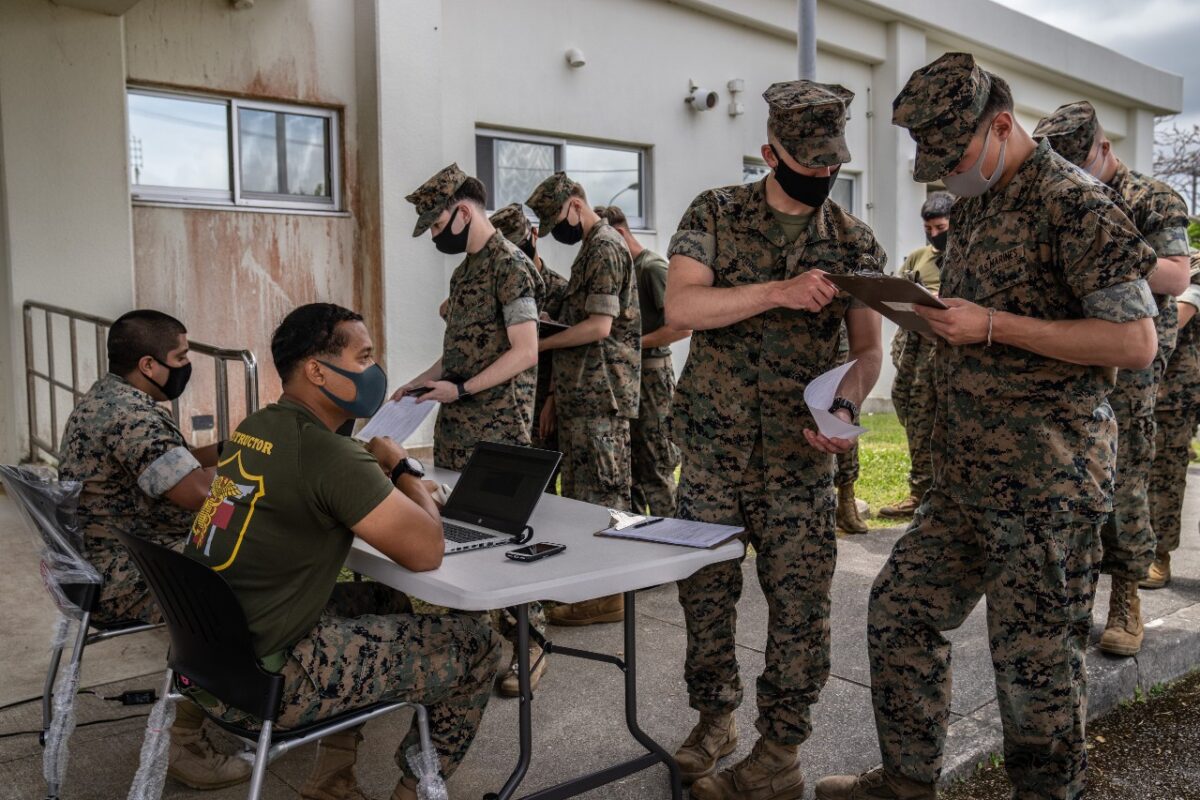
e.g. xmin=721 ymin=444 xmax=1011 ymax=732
xmin=354 ymin=396 xmax=438 ymax=443
xmin=803 ymin=360 xmax=867 ymax=440
xmin=597 ymin=518 xmax=743 ymax=549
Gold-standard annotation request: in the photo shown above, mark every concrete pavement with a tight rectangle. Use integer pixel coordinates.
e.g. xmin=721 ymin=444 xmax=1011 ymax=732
xmin=2 ymin=469 xmax=1199 ymax=799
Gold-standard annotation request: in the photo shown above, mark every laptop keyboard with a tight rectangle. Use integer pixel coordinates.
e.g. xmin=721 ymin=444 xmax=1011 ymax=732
xmin=443 ymin=522 xmax=498 ymax=544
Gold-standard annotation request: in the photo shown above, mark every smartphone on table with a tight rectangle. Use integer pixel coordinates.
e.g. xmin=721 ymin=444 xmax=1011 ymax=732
xmin=506 ymin=542 xmax=566 ymax=562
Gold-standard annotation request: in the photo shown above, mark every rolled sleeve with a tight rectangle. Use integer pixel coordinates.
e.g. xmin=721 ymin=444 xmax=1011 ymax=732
xmin=585 ymin=293 xmax=621 ymax=317
xmin=503 ymin=296 xmax=538 ymax=327
xmin=1178 ymin=284 xmax=1200 ymax=310
xmin=137 ymin=445 xmax=201 ymax=498
xmin=668 ymin=230 xmax=717 ymax=268
xmin=1080 ymin=279 xmax=1157 ymax=323
xmin=1145 ymin=226 xmax=1191 ymax=258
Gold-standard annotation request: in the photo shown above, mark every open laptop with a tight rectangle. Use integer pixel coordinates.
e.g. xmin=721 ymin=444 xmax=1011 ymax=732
xmin=440 ymin=442 xmax=562 ymax=554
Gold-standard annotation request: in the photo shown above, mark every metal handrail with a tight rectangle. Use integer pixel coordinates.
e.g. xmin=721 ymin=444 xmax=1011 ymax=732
xmin=23 ymin=300 xmax=259 ymax=465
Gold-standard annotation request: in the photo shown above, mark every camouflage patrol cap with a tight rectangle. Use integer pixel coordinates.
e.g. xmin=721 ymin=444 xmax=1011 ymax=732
xmin=526 ymin=172 xmax=581 ymax=239
xmin=763 ymin=81 xmax=854 ymax=168
xmin=489 ymin=203 xmax=533 ymax=244
xmin=893 ymin=52 xmax=994 ymax=182
xmin=405 ymin=163 xmax=469 ymax=237
xmin=1032 ymin=101 xmax=1099 ymax=167
xmin=921 ymin=191 xmax=956 ymax=219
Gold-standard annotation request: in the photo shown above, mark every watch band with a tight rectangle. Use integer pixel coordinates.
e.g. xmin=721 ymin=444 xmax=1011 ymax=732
xmin=455 ymin=380 xmax=471 ymax=400
xmin=390 ymin=457 xmax=425 ymax=484
xmin=829 ymin=396 xmax=860 ymax=421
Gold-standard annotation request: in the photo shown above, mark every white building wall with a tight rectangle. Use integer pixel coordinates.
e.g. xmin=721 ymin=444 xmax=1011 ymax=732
xmin=0 ymin=0 xmax=137 ymax=462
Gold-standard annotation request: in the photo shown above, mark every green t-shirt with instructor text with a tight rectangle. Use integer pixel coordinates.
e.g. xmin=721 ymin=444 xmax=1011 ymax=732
xmin=184 ymin=399 xmax=394 ymax=657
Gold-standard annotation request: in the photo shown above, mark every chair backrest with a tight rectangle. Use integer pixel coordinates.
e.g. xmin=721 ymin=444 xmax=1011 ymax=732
xmin=113 ymin=529 xmax=285 ymax=722
xmin=0 ymin=465 xmax=100 ymax=615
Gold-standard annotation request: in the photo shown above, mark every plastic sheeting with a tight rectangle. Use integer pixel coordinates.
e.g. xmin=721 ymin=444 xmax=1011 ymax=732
xmin=0 ymin=465 xmax=99 ymax=618
xmin=406 ymin=743 xmax=448 ymax=800
xmin=125 ymin=693 xmax=177 ymax=800
xmin=42 ymin=643 xmax=81 ymax=792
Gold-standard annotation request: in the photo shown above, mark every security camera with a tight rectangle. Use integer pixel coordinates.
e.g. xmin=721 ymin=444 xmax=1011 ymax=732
xmin=687 ymin=88 xmax=719 ymax=112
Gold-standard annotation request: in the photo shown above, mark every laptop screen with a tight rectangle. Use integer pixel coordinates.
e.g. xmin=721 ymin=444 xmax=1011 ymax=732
xmin=443 ymin=443 xmax=560 ymax=535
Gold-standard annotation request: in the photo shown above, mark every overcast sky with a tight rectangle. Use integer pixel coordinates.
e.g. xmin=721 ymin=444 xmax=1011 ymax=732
xmin=991 ymin=0 xmax=1200 ymax=131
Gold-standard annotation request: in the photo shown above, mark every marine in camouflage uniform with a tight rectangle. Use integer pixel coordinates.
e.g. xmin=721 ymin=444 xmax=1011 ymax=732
xmin=403 ymin=165 xmax=539 ymax=471
xmin=879 ymin=193 xmax=952 ymax=518
xmin=1034 ymin=101 xmax=1192 ymax=656
xmin=59 ymin=372 xmax=200 ymax=626
xmin=1145 ymin=253 xmax=1200 ymax=587
xmin=667 ymin=81 xmax=885 ymax=798
xmin=491 ymin=203 xmax=569 ymax=487
xmin=527 ymin=172 xmax=641 ymax=626
xmin=594 ymin=204 xmax=683 ymax=517
xmin=817 ymin=54 xmax=1158 ymax=800
xmin=405 ymin=176 xmax=542 ymax=692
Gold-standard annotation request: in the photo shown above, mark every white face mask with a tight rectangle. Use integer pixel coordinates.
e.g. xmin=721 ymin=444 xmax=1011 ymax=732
xmin=1082 ymin=142 xmax=1106 ymax=179
xmin=943 ymin=126 xmax=1007 ymax=198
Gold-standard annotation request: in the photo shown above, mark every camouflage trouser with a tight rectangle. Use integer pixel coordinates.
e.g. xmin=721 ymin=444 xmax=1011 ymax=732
xmin=1100 ymin=407 xmax=1156 ymax=580
xmin=212 ymin=582 xmax=502 ymax=781
xmin=86 ymin=534 xmax=181 ymax=627
xmin=891 ymin=332 xmax=936 ymax=497
xmin=1149 ymin=404 xmax=1200 ymax=555
xmin=631 ymin=359 xmax=680 ymax=515
xmin=558 ymin=413 xmax=632 ymax=510
xmin=835 ymin=447 xmax=859 ymax=488
xmin=675 ymin=441 xmax=836 ymax=745
xmin=869 ymin=491 xmax=1102 ymax=797
xmin=432 ymin=434 xmax=547 ymax=641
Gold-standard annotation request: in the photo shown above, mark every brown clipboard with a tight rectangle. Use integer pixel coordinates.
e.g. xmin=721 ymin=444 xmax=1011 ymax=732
xmin=825 ymin=273 xmax=947 ymax=335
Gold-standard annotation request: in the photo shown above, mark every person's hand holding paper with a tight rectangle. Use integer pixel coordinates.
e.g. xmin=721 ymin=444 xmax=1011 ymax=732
xmin=913 ymin=297 xmax=991 ymax=345
xmin=802 ymin=360 xmax=867 ymax=454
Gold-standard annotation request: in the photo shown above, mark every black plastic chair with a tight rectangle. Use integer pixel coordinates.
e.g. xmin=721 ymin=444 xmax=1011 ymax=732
xmin=113 ymin=529 xmax=436 ymax=800
xmin=0 ymin=466 xmax=162 ymax=800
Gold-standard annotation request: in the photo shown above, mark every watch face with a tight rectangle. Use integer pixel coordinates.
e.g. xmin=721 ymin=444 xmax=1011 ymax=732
xmin=405 ymin=457 xmax=425 ymax=476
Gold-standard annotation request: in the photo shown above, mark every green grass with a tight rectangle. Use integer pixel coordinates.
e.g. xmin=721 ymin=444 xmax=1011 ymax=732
xmin=857 ymin=412 xmax=914 ymax=529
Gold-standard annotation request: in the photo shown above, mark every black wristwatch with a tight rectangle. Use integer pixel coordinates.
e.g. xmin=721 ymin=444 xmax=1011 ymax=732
xmin=390 ymin=456 xmax=426 ymax=484
xmin=454 ymin=380 xmax=471 ymax=400
xmin=829 ymin=396 xmax=860 ymax=422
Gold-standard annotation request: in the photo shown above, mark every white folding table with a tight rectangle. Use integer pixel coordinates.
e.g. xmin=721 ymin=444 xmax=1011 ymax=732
xmin=344 ymin=466 xmax=744 ymax=800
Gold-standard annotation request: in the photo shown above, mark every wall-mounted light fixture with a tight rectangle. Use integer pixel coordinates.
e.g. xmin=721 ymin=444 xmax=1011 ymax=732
xmin=727 ymin=78 xmax=745 ymax=116
xmin=686 ymin=80 xmax=719 ymax=112
xmin=565 ymin=48 xmax=586 ymax=68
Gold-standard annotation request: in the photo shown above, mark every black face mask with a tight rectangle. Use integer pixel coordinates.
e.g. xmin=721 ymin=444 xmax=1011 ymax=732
xmin=519 ymin=236 xmax=537 ymax=262
xmin=927 ymin=230 xmax=949 ymax=252
xmin=551 ymin=207 xmax=584 ymax=246
xmin=769 ymin=145 xmax=838 ymax=207
xmin=432 ymin=207 xmax=470 ymax=255
xmin=149 ymin=359 xmax=192 ymax=401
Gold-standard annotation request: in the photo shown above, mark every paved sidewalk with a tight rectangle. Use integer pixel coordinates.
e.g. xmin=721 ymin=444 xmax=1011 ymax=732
xmin=2 ymin=469 xmax=1199 ymax=799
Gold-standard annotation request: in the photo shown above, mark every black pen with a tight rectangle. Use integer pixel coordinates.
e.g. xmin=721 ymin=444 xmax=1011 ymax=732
xmin=631 ymin=517 xmax=664 ymax=529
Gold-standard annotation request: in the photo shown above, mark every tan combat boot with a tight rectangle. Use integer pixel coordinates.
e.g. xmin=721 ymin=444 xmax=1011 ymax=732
xmin=1099 ymin=577 xmax=1144 ymax=657
xmin=1141 ymin=552 xmax=1171 ymax=589
xmin=546 ymin=594 xmax=624 ymax=626
xmin=836 ymin=484 xmax=869 ymax=535
xmin=167 ymin=699 xmax=252 ymax=790
xmin=496 ymin=643 xmax=548 ymax=696
xmin=300 ymin=728 xmax=376 ymax=800
xmin=878 ymin=495 xmax=920 ymax=518
xmin=673 ymin=712 xmax=737 ymax=784
xmin=690 ymin=737 xmax=804 ymax=800
xmin=815 ymin=766 xmax=936 ymax=799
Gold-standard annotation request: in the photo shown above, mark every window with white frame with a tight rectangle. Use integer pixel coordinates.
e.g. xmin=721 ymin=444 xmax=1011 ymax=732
xmin=742 ymin=158 xmax=858 ymax=215
xmin=477 ymin=131 xmax=649 ymax=229
xmin=127 ymin=87 xmax=341 ymax=212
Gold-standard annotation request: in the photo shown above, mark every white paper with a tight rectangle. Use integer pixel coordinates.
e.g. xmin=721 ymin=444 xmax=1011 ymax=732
xmin=354 ymin=396 xmax=438 ymax=443
xmin=803 ymin=360 xmax=868 ymax=440
xmin=608 ymin=509 xmax=650 ymax=530
xmin=600 ymin=518 xmax=743 ymax=549
xmin=882 ymin=301 xmax=915 ymax=313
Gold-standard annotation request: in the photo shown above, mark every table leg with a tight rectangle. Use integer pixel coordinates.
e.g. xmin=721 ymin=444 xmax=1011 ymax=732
xmin=485 ymin=603 xmax=532 ymax=800
xmin=621 ymin=590 xmax=683 ymax=799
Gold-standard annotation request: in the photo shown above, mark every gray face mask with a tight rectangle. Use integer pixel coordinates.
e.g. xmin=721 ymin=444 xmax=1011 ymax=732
xmin=943 ymin=126 xmax=1006 ymax=198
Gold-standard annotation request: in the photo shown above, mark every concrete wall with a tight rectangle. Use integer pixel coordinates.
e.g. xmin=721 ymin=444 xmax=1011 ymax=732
xmin=0 ymin=0 xmax=137 ymax=462
xmin=123 ymin=0 xmax=368 ymax=435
